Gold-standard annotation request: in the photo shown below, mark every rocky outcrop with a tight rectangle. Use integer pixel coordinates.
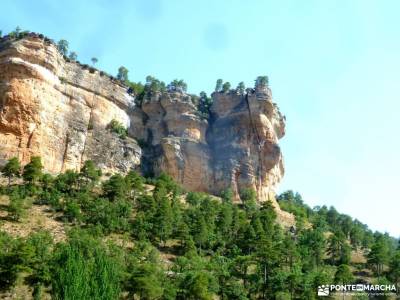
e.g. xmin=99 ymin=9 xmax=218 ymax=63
xmin=0 ymin=35 xmax=141 ymax=174
xmin=130 ymin=85 xmax=286 ymax=204
xmin=0 ymin=34 xmax=289 ymax=210
xmin=208 ymin=87 xmax=285 ymax=202
xmin=130 ymin=91 xmax=212 ymax=193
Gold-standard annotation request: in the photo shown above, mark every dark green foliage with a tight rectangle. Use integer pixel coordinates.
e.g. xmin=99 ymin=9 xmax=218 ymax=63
xmin=57 ymin=39 xmax=69 ymax=56
xmin=54 ymin=170 xmax=79 ymax=194
xmin=25 ymin=231 xmax=54 ymax=292
xmin=8 ymin=190 xmax=26 ymax=221
xmin=168 ymin=79 xmax=187 ymax=92
xmin=220 ymin=188 xmax=234 ymax=203
xmin=198 ymin=91 xmax=213 ymax=119
xmin=80 ymin=160 xmax=101 ymax=186
xmin=125 ymin=170 xmax=144 ymax=197
xmin=0 ymin=160 xmax=397 ymax=299
xmin=389 ymin=250 xmax=400 ymax=286
xmin=91 ymin=57 xmax=98 ymax=66
xmin=367 ymin=234 xmax=390 ymax=276
xmin=22 ymin=156 xmax=43 ymax=184
xmin=327 ymin=231 xmax=351 ymax=265
xmin=127 ymin=261 xmax=164 ymax=299
xmin=103 ymin=174 xmax=128 ymax=201
xmin=239 ymin=188 xmax=256 ymax=205
xmin=215 ymin=79 xmax=223 ymax=92
xmin=108 ymin=119 xmax=128 ymax=139
xmin=298 ymin=228 xmax=326 ymax=269
xmin=0 ymin=232 xmax=27 ymax=290
xmin=255 ymin=75 xmax=269 ymax=88
xmin=128 ymin=81 xmax=145 ymax=99
xmin=144 ymin=75 xmax=166 ymax=94
xmin=116 ymin=66 xmax=129 ymax=82
xmin=51 ymin=230 xmax=123 ymax=300
xmin=1 ymin=157 xmax=20 ymax=186
xmin=152 ymin=195 xmax=173 ymax=245
xmin=334 ymin=264 xmax=354 ymax=284
xmin=236 ymin=81 xmax=245 ymax=94
xmin=222 ymin=81 xmax=231 ymax=93
xmin=83 ymin=197 xmax=132 ymax=234
xmin=63 ymin=198 xmax=82 ymax=223
xmin=68 ymin=51 xmax=78 ymax=61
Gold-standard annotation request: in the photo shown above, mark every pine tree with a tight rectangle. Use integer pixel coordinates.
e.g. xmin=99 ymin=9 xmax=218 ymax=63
xmin=125 ymin=170 xmax=144 ymax=201
xmin=334 ymin=265 xmax=354 ymax=299
xmin=389 ymin=250 xmax=400 ymax=287
xmin=117 ymin=66 xmax=129 ymax=82
xmin=80 ymin=160 xmax=101 ymax=187
xmin=152 ymin=196 xmax=173 ymax=246
xmin=367 ymin=235 xmax=390 ymax=276
xmin=222 ymin=82 xmax=231 ymax=93
xmin=327 ymin=231 xmax=350 ymax=265
xmin=68 ymin=51 xmax=78 ymax=61
xmin=103 ymin=174 xmax=127 ymax=201
xmin=22 ymin=156 xmax=43 ymax=184
xmin=236 ymin=81 xmax=245 ymax=94
xmin=91 ymin=57 xmax=98 ymax=66
xmin=1 ymin=157 xmax=20 ymax=186
xmin=57 ymin=39 xmax=69 ymax=56
xmin=215 ymin=79 xmax=223 ymax=92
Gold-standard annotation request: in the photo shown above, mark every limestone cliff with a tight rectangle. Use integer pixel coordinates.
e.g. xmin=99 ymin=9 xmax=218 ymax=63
xmin=0 ymin=34 xmax=289 ymax=212
xmin=0 ymin=34 xmax=141 ymax=174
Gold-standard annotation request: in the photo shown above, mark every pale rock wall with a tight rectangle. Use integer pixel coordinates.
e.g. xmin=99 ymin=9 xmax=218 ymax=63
xmin=0 ymin=35 xmax=292 ymax=225
xmin=0 ymin=36 xmax=140 ymax=174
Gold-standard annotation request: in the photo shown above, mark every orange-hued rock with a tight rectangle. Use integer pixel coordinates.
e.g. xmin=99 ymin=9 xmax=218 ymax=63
xmin=0 ymin=35 xmax=140 ymax=174
xmin=0 ymin=34 xmax=292 ymax=223
xmin=131 ymin=86 xmax=286 ymax=206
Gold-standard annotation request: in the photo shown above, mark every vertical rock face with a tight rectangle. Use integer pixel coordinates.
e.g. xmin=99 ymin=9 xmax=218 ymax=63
xmin=0 ymin=34 xmax=288 ymax=207
xmin=129 ymin=91 xmax=212 ymax=192
xmin=131 ymin=86 xmax=285 ymax=203
xmin=0 ymin=35 xmax=141 ymax=174
xmin=208 ymin=87 xmax=285 ymax=202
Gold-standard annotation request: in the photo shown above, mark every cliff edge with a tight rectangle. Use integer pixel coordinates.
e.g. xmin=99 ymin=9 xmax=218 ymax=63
xmin=0 ymin=34 xmax=290 ymax=216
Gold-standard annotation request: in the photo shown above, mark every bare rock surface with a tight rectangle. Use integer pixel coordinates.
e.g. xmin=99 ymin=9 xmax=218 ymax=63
xmin=0 ymin=35 xmax=140 ymax=174
xmin=0 ymin=34 xmax=293 ymax=223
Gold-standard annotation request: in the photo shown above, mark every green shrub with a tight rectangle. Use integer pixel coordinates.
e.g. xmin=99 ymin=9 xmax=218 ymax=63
xmin=8 ymin=192 xmax=26 ymax=221
xmin=108 ymin=119 xmax=128 ymax=139
xmin=51 ymin=230 xmax=124 ymax=300
xmin=64 ymin=199 xmax=82 ymax=223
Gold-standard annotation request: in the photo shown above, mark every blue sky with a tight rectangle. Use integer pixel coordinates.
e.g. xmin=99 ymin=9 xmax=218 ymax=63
xmin=1 ymin=0 xmax=399 ymax=237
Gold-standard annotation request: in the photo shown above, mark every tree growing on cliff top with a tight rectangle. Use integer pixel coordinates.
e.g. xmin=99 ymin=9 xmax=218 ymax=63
xmin=145 ymin=76 xmax=166 ymax=94
xmin=255 ymin=76 xmax=269 ymax=88
xmin=91 ymin=57 xmax=98 ymax=66
xmin=215 ymin=79 xmax=223 ymax=92
xmin=222 ymin=82 xmax=231 ymax=93
xmin=168 ymin=79 xmax=187 ymax=92
xmin=1 ymin=157 xmax=21 ymax=186
xmin=236 ymin=81 xmax=245 ymax=94
xmin=117 ymin=66 xmax=129 ymax=82
xmin=57 ymin=39 xmax=69 ymax=56
xmin=68 ymin=51 xmax=78 ymax=61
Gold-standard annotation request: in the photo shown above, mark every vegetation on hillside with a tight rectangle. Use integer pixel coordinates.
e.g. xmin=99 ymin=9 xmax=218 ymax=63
xmin=0 ymin=157 xmax=398 ymax=299
xmin=0 ymin=27 xmax=398 ymax=298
